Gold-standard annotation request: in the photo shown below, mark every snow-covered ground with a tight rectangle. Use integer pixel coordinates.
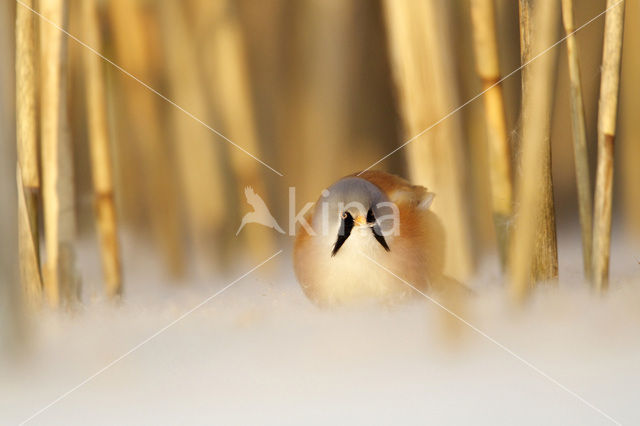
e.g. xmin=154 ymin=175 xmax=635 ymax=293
xmin=1 ymin=230 xmax=639 ymax=425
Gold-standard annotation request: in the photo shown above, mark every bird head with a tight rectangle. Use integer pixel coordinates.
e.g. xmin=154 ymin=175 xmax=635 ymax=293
xmin=311 ymin=177 xmax=396 ymax=257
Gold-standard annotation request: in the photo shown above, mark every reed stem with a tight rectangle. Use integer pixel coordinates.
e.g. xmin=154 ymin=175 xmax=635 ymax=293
xmin=82 ymin=0 xmax=122 ymax=297
xmin=510 ymin=0 xmax=558 ymax=299
xmin=514 ymin=0 xmax=559 ymax=291
xmin=40 ymin=0 xmax=76 ymax=306
xmin=16 ymin=0 xmax=42 ymax=304
xmin=383 ymin=0 xmax=474 ymax=281
xmin=593 ymin=0 xmax=625 ymax=291
xmin=469 ymin=0 xmax=513 ymax=267
xmin=107 ymin=0 xmax=185 ymax=277
xmin=561 ymin=0 xmax=593 ymax=280
xmin=198 ymin=0 xmax=277 ymax=263
xmin=160 ymin=0 xmax=227 ymax=268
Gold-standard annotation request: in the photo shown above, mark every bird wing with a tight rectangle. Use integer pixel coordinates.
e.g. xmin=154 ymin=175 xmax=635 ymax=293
xmin=406 ymin=185 xmax=435 ymax=210
xmin=356 ymin=170 xmax=434 ymax=210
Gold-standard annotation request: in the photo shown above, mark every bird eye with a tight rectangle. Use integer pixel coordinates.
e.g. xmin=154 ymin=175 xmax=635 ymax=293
xmin=341 ymin=212 xmax=348 ymax=220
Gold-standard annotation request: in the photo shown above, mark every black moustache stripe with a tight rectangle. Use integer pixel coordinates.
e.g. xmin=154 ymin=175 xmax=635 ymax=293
xmin=331 ymin=212 xmax=354 ymax=256
xmin=371 ymin=224 xmax=390 ymax=252
xmin=368 ymin=208 xmax=390 ymax=252
xmin=331 ymin=209 xmax=390 ymax=256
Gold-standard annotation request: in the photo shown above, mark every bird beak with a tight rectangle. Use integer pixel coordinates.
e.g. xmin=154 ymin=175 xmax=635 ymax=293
xmin=354 ymin=215 xmax=367 ymax=227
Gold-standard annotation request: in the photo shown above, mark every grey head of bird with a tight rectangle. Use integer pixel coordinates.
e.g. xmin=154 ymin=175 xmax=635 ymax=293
xmin=311 ymin=177 xmax=397 ymax=256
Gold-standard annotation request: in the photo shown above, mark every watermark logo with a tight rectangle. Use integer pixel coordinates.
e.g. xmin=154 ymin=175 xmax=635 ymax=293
xmin=236 ymin=186 xmax=402 ymax=237
xmin=236 ymin=186 xmax=285 ymax=235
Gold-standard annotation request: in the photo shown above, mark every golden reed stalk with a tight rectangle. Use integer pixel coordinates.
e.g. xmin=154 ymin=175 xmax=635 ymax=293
xmin=16 ymin=0 xmax=42 ymax=304
xmin=40 ymin=0 xmax=77 ymax=306
xmin=469 ymin=0 xmax=513 ymax=266
xmin=160 ymin=0 xmax=227 ymax=267
xmin=107 ymin=0 xmax=185 ymax=277
xmin=280 ymin=0 xmax=351 ymax=206
xmin=561 ymin=0 xmax=593 ymax=279
xmin=592 ymin=0 xmax=625 ymax=291
xmin=3 ymin=0 xmax=23 ymax=341
xmin=82 ymin=0 xmax=122 ymax=297
xmin=383 ymin=0 xmax=474 ymax=282
xmin=197 ymin=0 xmax=278 ymax=264
xmin=515 ymin=0 xmax=559 ymax=289
xmin=383 ymin=0 xmax=472 ymax=339
xmin=509 ymin=0 xmax=558 ymax=299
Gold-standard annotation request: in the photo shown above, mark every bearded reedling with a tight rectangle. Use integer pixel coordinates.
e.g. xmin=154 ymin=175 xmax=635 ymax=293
xmin=294 ymin=171 xmax=451 ymax=306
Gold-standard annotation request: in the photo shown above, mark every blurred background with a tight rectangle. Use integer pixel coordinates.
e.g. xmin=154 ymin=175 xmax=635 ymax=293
xmin=1 ymin=0 xmax=640 ymax=424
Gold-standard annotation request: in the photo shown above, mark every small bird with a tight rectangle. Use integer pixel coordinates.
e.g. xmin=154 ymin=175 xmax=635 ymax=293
xmin=236 ymin=186 xmax=285 ymax=235
xmin=294 ymin=171 xmax=448 ymax=306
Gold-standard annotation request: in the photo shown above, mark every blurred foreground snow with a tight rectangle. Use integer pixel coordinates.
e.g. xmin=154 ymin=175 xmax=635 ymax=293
xmin=1 ymin=230 xmax=639 ymax=425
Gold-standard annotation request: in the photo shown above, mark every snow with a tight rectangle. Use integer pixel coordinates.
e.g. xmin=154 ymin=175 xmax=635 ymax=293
xmin=1 ymin=230 xmax=639 ymax=425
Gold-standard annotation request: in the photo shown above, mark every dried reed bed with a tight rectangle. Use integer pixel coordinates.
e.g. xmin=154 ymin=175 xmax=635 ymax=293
xmin=561 ymin=0 xmax=593 ymax=278
xmin=469 ymin=0 xmax=513 ymax=266
xmin=15 ymin=0 xmax=42 ymax=304
xmin=592 ymin=0 xmax=625 ymax=291
xmin=6 ymin=0 xmax=635 ymax=314
xmin=107 ymin=0 xmax=185 ymax=277
xmin=383 ymin=0 xmax=473 ymax=282
xmin=509 ymin=0 xmax=559 ymax=299
xmin=40 ymin=0 xmax=77 ymax=306
xmin=82 ymin=0 xmax=121 ymax=297
xmin=515 ymin=0 xmax=559 ymax=287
